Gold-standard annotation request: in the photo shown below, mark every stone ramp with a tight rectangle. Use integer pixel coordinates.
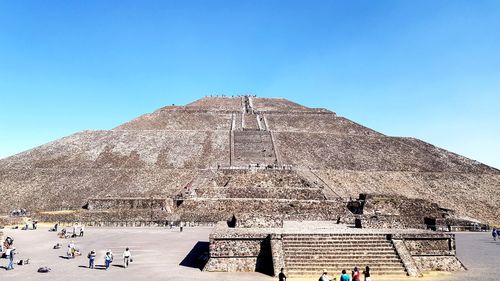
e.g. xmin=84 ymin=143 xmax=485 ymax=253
xmin=282 ymin=233 xmax=407 ymax=277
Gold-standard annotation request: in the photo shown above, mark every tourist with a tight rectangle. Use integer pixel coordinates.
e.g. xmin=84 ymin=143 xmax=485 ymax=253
xmin=180 ymin=221 xmax=184 ymax=232
xmin=496 ymin=228 xmax=500 ymax=238
xmin=278 ymin=267 xmax=286 ymax=281
xmin=87 ymin=250 xmax=96 ymax=269
xmin=352 ymin=266 xmax=361 ymax=281
xmin=4 ymin=237 xmax=14 ymax=250
xmin=363 ymin=266 xmax=371 ymax=281
xmin=320 ymin=269 xmax=332 ymax=281
xmin=340 ymin=269 xmax=351 ymax=281
xmin=68 ymin=241 xmax=75 ymax=258
xmin=6 ymin=248 xmax=15 ymax=270
xmin=49 ymin=223 xmax=58 ymax=232
xmin=104 ymin=251 xmax=113 ymax=270
xmin=493 ymin=228 xmax=497 ymax=241
xmin=123 ymin=247 xmax=132 ymax=268
xmin=79 ymin=225 xmax=85 ymax=237
xmin=72 ymin=224 xmax=78 ymax=238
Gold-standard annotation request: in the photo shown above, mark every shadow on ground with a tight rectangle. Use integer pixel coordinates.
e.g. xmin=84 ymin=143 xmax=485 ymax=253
xmin=179 ymin=241 xmax=209 ymax=270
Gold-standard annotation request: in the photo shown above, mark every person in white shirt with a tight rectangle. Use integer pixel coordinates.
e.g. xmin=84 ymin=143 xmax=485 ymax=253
xmin=320 ymin=269 xmax=332 ymax=281
xmin=123 ymin=248 xmax=132 ymax=268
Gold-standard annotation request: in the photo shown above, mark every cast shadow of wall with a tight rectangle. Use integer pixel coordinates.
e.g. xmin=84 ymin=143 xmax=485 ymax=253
xmin=179 ymin=241 xmax=209 ymax=270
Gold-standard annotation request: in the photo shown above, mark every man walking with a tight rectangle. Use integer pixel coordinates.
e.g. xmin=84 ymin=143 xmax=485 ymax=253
xmin=123 ymin=248 xmax=132 ymax=268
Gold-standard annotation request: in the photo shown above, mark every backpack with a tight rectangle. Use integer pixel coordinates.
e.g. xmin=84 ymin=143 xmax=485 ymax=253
xmin=38 ymin=266 xmax=51 ymax=273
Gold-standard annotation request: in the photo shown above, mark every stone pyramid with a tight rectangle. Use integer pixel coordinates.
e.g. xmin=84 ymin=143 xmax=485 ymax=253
xmin=0 ymin=96 xmax=498 ymax=225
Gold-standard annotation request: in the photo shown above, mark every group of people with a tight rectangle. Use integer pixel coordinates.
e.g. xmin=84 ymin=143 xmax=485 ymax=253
xmin=57 ymin=224 xmax=84 ymax=239
xmin=491 ymin=228 xmax=500 ymax=241
xmin=279 ymin=266 xmax=371 ymax=281
xmin=51 ymin=223 xmax=131 ymax=270
xmin=66 ymin=241 xmax=81 ymax=258
xmin=87 ymin=248 xmax=132 ymax=270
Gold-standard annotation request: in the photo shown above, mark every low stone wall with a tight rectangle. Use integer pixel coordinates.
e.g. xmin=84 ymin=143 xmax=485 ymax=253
xmin=87 ymin=198 xmax=173 ymax=211
xmin=177 ymin=198 xmax=351 ymax=223
xmin=195 ymin=187 xmax=325 ymax=200
xmin=0 ymin=216 xmax=24 ymax=227
xmin=205 ymin=227 xmax=273 ymax=274
xmin=206 ymin=223 xmax=466 ymax=277
xmin=413 ymin=256 xmax=465 ymax=271
xmin=270 ymin=234 xmax=284 ymax=277
xmin=392 ymin=233 xmax=465 ymax=274
xmin=235 ymin=214 xmax=283 ymax=228
xmin=361 ymin=215 xmax=424 ymax=229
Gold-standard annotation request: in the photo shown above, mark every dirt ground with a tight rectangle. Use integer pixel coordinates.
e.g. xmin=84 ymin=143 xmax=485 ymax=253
xmin=0 ymin=227 xmax=498 ymax=281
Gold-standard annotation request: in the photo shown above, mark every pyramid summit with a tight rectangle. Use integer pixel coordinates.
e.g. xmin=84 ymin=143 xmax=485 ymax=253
xmin=0 ymin=95 xmax=498 ymax=226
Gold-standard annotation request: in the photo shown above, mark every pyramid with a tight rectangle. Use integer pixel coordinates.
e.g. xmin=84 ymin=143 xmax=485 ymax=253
xmin=0 ymin=96 xmax=498 ymax=226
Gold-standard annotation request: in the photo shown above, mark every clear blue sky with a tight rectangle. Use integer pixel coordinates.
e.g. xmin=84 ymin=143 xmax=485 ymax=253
xmin=1 ymin=1 xmax=499 ymax=169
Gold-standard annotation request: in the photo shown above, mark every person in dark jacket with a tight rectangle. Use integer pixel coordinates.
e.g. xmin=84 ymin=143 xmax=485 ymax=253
xmin=278 ymin=268 xmax=286 ymax=281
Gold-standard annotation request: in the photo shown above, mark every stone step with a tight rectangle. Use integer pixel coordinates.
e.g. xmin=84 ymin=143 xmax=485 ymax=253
xmin=284 ymin=256 xmax=401 ymax=261
xmin=283 ymin=236 xmax=389 ymax=240
xmin=285 ymin=265 xmax=406 ymax=271
xmin=284 ymin=245 xmax=395 ymax=249
xmin=285 ymin=261 xmax=403 ymax=267
xmin=283 ymin=239 xmax=389 ymax=242
xmin=283 ymin=241 xmax=392 ymax=247
xmin=287 ymin=271 xmax=406 ymax=277
xmin=283 ymin=233 xmax=387 ymax=236
xmin=284 ymin=250 xmax=397 ymax=255
xmin=285 ymin=247 xmax=395 ymax=253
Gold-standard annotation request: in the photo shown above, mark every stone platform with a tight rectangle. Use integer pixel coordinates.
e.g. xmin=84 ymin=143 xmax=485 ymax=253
xmin=204 ymin=221 xmax=465 ymax=278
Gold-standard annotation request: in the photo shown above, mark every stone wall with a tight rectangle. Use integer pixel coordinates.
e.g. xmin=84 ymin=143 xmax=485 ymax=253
xmin=404 ymin=238 xmax=452 ymax=256
xmin=195 ymin=187 xmax=325 ymax=200
xmin=212 ymin=169 xmax=317 ymax=188
xmin=412 ymin=256 xmax=466 ymax=272
xmin=392 ymin=233 xmax=465 ymax=273
xmin=87 ymin=198 xmax=173 ymax=211
xmin=361 ymin=215 xmax=423 ymax=229
xmin=357 ymin=194 xmax=485 ymax=230
xmin=235 ymin=214 xmax=284 ymax=228
xmin=176 ymin=198 xmax=350 ymax=223
xmin=205 ymin=228 xmax=273 ymax=274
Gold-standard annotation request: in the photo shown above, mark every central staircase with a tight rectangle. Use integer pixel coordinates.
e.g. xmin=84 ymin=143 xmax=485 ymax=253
xmin=282 ymin=234 xmax=407 ymax=277
xmin=232 ymin=131 xmax=276 ymax=166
